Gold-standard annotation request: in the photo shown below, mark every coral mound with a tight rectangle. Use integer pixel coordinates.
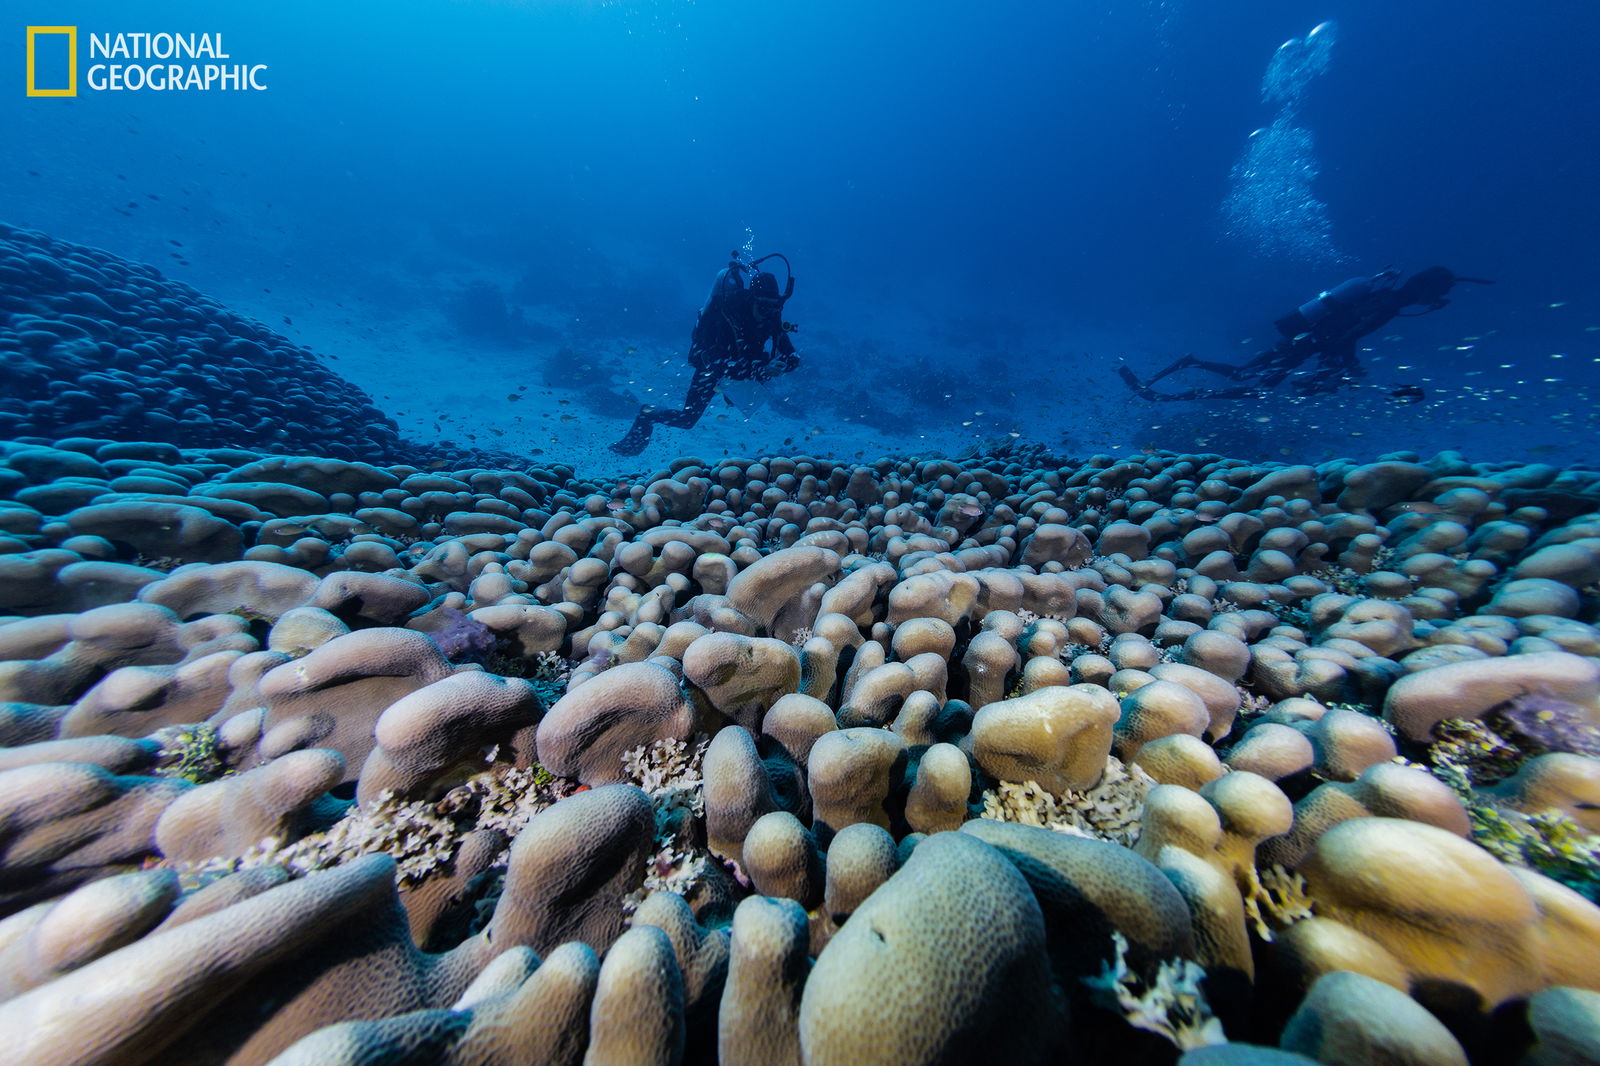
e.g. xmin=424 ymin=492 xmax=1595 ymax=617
xmin=2 ymin=437 xmax=1600 ymax=1064
xmin=0 ymin=222 xmax=403 ymax=460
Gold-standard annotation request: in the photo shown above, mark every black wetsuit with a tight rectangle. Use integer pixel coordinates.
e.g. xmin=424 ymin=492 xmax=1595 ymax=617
xmin=611 ymin=264 xmax=798 ymax=456
xmin=1120 ymin=269 xmax=1468 ymax=402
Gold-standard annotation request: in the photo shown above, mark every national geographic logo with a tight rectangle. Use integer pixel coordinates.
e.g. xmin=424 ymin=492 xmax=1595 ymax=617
xmin=24 ymin=26 xmax=73 ymax=95
xmin=25 ymin=27 xmax=268 ymax=95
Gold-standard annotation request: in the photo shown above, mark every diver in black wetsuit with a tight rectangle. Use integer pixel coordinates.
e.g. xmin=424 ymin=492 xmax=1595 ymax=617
xmin=1118 ymin=266 xmax=1492 ymax=402
xmin=610 ymin=253 xmax=800 ymax=456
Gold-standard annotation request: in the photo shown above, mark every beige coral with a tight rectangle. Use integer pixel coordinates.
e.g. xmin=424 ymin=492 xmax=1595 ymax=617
xmin=969 ymin=683 xmax=1121 ymax=794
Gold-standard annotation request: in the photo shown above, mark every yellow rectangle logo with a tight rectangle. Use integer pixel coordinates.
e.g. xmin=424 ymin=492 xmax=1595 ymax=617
xmin=26 ymin=26 xmax=76 ymax=96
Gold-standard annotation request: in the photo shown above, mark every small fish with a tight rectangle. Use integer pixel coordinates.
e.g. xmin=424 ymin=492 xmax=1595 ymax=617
xmin=169 ymin=239 xmax=183 ymax=247
xmin=282 ymin=316 xmax=292 ymax=325
xmin=559 ymin=414 xmax=577 ymax=423
xmin=508 ymin=392 xmax=523 ymax=402
xmin=26 ymin=170 xmax=39 ymax=177
xmin=558 ymin=399 xmax=570 ymax=406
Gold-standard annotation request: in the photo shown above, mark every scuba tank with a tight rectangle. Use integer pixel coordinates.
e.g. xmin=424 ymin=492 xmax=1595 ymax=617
xmin=1274 ymin=269 xmax=1399 ymax=339
xmin=704 ymin=252 xmax=795 ymax=309
xmin=697 ymin=252 xmax=795 ymax=324
xmin=693 ymin=252 xmax=796 ymax=373
xmin=689 ymin=261 xmax=748 ymax=366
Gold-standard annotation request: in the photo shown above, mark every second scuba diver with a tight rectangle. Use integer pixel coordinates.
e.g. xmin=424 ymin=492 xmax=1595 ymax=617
xmin=1118 ymin=266 xmax=1492 ymax=402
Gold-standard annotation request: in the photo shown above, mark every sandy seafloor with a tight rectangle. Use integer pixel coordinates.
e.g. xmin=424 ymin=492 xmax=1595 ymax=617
xmin=207 ymin=267 xmax=1600 ymax=483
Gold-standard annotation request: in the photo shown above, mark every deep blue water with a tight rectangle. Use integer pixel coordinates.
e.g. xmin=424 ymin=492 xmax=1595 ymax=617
xmin=6 ymin=0 xmax=1597 ymax=473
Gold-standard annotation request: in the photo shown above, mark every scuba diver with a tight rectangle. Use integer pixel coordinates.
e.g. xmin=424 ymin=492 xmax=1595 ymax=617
xmin=1118 ymin=266 xmax=1493 ymax=402
xmin=610 ymin=252 xmax=800 ymax=456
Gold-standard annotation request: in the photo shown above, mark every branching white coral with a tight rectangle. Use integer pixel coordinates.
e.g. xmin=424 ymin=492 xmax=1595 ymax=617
xmin=1241 ymin=863 xmax=1313 ymax=941
xmin=1058 ymin=634 xmax=1115 ymax=662
xmin=1083 ymin=931 xmax=1226 ymax=1050
xmin=532 ymin=649 xmax=568 ymax=677
xmin=1236 ymin=688 xmax=1274 ymax=717
xmin=980 ymin=756 xmax=1155 ymax=847
xmin=184 ymin=791 xmax=460 ymax=887
xmin=150 ymin=723 xmax=230 ymax=784
xmin=982 ymin=780 xmax=1095 ymax=838
xmin=640 ymin=843 xmax=709 ymax=904
xmin=622 ymin=736 xmax=716 ymax=915
xmin=176 ymin=763 xmax=575 ymax=889
xmin=462 ymin=764 xmax=568 ymax=839
xmin=623 ymin=736 xmax=709 ymax=806
xmin=527 ymin=650 xmax=573 ymax=705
